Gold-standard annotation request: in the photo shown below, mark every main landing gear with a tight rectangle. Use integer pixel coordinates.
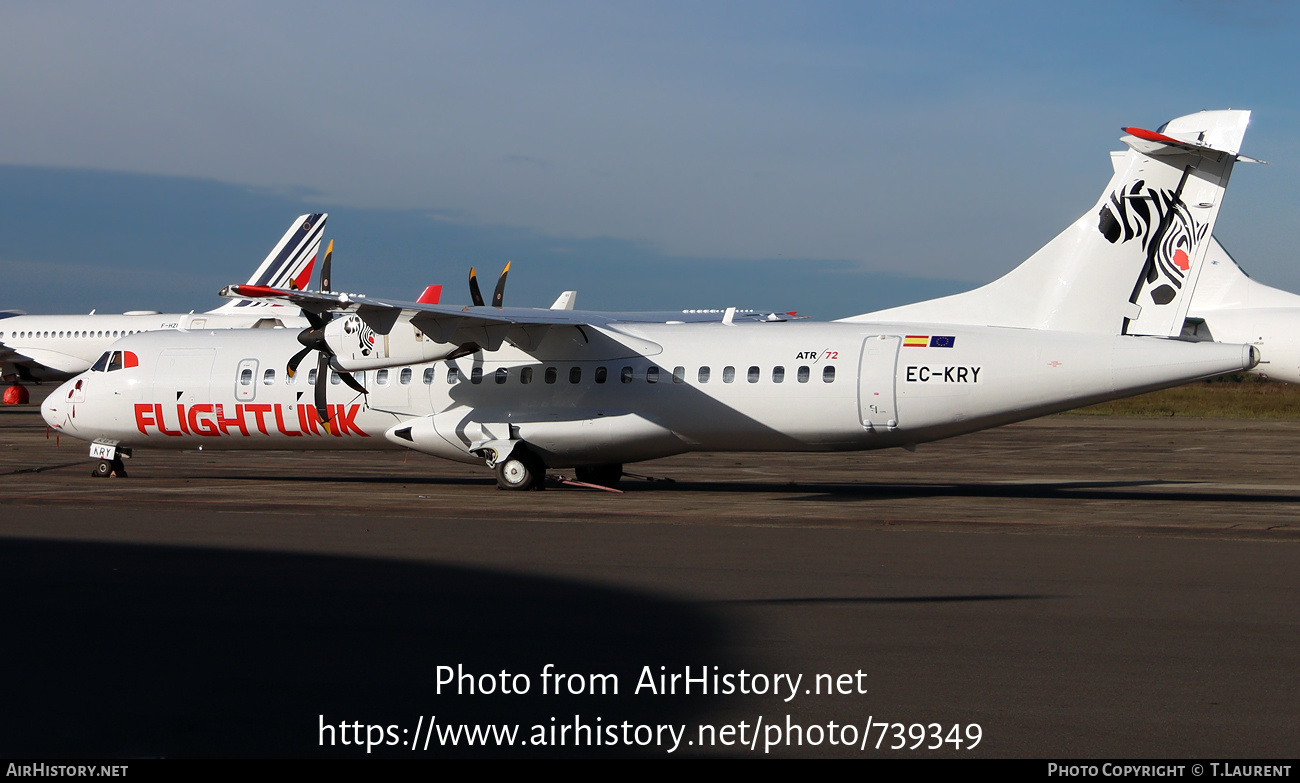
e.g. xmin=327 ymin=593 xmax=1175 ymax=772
xmin=574 ymin=464 xmax=623 ymax=489
xmin=92 ymin=458 xmax=128 ymax=478
xmin=487 ymin=444 xmax=623 ymax=492
xmin=494 ymin=448 xmax=546 ymax=491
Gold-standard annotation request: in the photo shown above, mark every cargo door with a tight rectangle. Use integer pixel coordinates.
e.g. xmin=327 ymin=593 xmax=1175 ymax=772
xmin=858 ymin=335 xmax=900 ymax=431
xmin=157 ymin=349 xmax=215 ymax=406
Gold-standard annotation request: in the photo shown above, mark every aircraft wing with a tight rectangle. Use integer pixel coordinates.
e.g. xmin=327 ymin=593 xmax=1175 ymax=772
xmin=220 ymin=284 xmax=797 ymax=336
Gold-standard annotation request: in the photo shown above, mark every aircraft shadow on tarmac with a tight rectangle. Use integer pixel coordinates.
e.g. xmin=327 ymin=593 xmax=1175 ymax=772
xmin=716 ymin=594 xmax=1059 ymax=606
xmin=610 ymin=477 xmax=1300 ymax=506
xmin=144 ymin=470 xmax=1300 ymax=506
xmin=0 ymin=538 xmax=735 ymax=758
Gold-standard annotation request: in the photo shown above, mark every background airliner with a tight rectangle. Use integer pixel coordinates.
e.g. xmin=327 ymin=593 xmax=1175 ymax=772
xmin=43 ymin=111 xmax=1263 ymax=489
xmin=0 ymin=213 xmax=324 ymax=388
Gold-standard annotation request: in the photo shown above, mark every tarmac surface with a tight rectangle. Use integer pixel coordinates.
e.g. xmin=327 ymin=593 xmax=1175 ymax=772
xmin=2 ymin=387 xmax=1299 ymax=757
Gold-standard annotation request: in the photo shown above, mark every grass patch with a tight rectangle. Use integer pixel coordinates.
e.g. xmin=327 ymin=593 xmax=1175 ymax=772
xmin=1066 ymin=374 xmax=1300 ymax=418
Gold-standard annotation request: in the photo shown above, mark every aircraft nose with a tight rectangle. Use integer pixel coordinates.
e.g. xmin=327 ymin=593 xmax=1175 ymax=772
xmin=42 ymin=380 xmax=73 ymax=429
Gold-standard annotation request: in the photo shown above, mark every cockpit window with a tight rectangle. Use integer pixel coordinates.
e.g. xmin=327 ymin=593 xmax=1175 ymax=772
xmin=91 ymin=352 xmax=111 ymax=372
xmin=107 ymin=351 xmax=123 ymax=372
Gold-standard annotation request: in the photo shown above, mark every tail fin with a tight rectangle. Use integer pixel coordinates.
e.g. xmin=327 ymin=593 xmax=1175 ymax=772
xmin=550 ymin=291 xmax=577 ymax=310
xmin=846 ymin=110 xmax=1253 ymax=335
xmin=208 ymin=213 xmax=327 ymax=312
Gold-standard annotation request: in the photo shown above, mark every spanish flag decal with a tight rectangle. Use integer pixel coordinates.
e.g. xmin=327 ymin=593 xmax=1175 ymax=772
xmin=904 ymin=335 xmax=956 ymax=348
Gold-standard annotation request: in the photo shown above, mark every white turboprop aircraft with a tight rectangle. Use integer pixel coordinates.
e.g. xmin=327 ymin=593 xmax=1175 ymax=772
xmin=43 ymin=110 xmax=1263 ymax=488
xmin=1182 ymin=237 xmax=1300 ymax=384
xmin=0 ymin=214 xmax=325 ymax=385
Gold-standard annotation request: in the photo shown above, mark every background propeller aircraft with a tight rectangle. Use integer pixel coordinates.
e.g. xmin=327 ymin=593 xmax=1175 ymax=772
xmin=43 ymin=110 xmax=1263 ymax=489
xmin=0 ymin=214 xmax=325 ymax=393
xmin=1180 ymin=235 xmax=1300 ymax=385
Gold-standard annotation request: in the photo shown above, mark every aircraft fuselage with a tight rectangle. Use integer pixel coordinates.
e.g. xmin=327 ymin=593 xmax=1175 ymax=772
xmin=44 ymin=322 xmax=1257 ymax=468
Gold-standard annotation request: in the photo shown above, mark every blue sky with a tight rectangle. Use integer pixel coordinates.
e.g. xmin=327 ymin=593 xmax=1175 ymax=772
xmin=2 ymin=1 xmax=1298 ymax=318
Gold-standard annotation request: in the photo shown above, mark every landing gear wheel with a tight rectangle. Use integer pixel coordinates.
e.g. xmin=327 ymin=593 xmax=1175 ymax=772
xmin=494 ymin=449 xmax=546 ymax=491
xmin=91 ymin=458 xmax=127 ymax=478
xmin=575 ymin=463 xmax=623 ymax=488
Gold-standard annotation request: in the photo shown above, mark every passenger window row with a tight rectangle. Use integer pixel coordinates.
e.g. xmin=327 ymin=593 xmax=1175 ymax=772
xmin=444 ymin=364 xmax=836 ymax=385
xmin=240 ymin=364 xmax=838 ymax=387
xmin=5 ymin=329 xmax=141 ymax=340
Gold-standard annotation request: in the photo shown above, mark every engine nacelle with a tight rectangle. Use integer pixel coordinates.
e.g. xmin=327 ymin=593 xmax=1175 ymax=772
xmin=324 ymin=314 xmax=460 ymax=370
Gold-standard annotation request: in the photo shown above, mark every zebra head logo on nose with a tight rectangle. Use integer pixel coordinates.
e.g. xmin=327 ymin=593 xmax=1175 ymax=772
xmin=1098 ymin=180 xmax=1208 ymax=306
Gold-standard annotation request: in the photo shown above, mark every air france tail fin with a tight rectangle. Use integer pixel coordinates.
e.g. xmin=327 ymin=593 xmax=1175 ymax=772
xmin=208 ymin=213 xmax=327 ymax=312
xmin=845 ymin=110 xmax=1254 ymax=335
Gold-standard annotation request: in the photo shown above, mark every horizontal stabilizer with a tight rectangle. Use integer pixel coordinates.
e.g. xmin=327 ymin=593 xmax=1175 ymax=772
xmin=1121 ymin=126 xmax=1267 ymax=164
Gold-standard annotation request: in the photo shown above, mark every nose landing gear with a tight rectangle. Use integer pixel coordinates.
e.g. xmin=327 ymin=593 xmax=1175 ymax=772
xmin=92 ymin=458 xmax=127 ymax=478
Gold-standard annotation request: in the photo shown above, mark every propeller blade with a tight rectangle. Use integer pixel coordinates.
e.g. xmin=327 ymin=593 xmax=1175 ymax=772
xmin=339 ymin=371 xmax=367 ymax=395
xmin=320 ymin=239 xmax=334 ymax=293
xmin=286 ymin=346 xmax=312 ymax=377
xmin=469 ymin=266 xmax=484 ymax=307
xmin=491 ymin=261 xmax=510 ymax=308
xmin=304 ymin=311 xmax=328 ymax=331
xmin=315 ymin=351 xmax=331 ymax=431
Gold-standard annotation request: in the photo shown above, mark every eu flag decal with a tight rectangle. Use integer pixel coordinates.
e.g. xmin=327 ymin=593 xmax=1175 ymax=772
xmin=929 ymin=336 xmax=956 ymax=348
